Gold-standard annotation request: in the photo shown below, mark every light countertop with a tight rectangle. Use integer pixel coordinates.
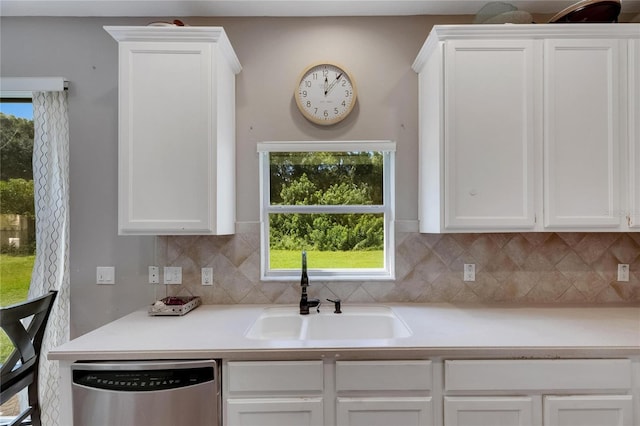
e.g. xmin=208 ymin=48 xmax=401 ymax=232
xmin=49 ymin=304 xmax=640 ymax=361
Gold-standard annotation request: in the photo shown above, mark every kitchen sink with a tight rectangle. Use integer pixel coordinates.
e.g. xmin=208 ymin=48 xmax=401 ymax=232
xmin=244 ymin=307 xmax=304 ymax=340
xmin=245 ymin=305 xmax=412 ymax=340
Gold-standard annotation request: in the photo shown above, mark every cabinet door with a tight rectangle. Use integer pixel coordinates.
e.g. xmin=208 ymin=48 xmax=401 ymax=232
xmin=544 ymin=395 xmax=633 ymax=426
xmin=118 ymin=41 xmax=216 ymax=234
xmin=544 ymin=39 xmax=623 ymax=228
xmin=337 ymin=397 xmax=433 ymax=426
xmin=226 ymin=397 xmax=323 ymax=426
xmin=443 ymin=40 xmax=538 ymax=230
xmin=630 ymin=39 xmax=640 ymax=228
xmin=444 ymin=396 xmax=534 ymax=426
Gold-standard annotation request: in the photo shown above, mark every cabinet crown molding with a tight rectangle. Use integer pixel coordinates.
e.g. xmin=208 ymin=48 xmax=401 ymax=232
xmin=413 ymin=23 xmax=640 ymax=72
xmin=104 ymin=25 xmax=242 ymax=74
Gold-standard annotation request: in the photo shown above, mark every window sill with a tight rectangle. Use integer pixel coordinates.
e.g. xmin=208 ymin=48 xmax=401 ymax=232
xmin=260 ymin=270 xmax=396 ymax=282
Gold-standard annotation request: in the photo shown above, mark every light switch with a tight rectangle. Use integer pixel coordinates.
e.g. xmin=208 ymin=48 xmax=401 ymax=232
xmin=164 ymin=267 xmax=182 ymax=285
xmin=96 ymin=266 xmax=115 ymax=285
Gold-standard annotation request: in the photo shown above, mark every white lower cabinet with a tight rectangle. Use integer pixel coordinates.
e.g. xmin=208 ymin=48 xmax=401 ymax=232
xmin=444 ymin=359 xmax=634 ymax=426
xmin=444 ymin=395 xmax=634 ymax=426
xmin=223 ymin=360 xmax=433 ymax=426
xmin=543 ymin=395 xmax=633 ymax=426
xmin=444 ymin=396 xmax=534 ymax=426
xmin=224 ymin=361 xmax=324 ymax=426
xmin=335 ymin=360 xmax=434 ymax=426
xmin=223 ymin=358 xmax=636 ymax=426
xmin=227 ymin=398 xmax=324 ymax=426
xmin=337 ymin=397 xmax=433 ymax=426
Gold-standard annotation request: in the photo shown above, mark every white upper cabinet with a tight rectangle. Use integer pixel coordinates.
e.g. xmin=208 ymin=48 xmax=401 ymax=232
xmin=105 ymin=26 xmax=241 ymax=235
xmin=630 ymin=39 xmax=640 ymax=228
xmin=543 ymin=39 xmax=623 ymax=229
xmin=442 ymin=39 xmax=538 ymax=231
xmin=413 ymin=24 xmax=640 ymax=233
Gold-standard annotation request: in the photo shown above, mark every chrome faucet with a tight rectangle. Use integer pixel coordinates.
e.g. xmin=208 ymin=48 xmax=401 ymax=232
xmin=299 ymin=251 xmax=320 ymax=315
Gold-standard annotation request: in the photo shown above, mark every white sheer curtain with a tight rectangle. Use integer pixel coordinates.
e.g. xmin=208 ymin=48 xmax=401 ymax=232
xmin=28 ymin=91 xmax=70 ymax=426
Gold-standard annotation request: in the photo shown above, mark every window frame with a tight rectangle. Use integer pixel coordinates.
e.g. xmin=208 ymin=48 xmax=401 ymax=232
xmin=257 ymin=140 xmax=396 ymax=281
xmin=0 ymin=97 xmax=34 ymax=308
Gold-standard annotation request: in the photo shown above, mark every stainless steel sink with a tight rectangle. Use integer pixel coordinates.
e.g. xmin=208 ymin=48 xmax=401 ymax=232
xmin=245 ymin=305 xmax=412 ymax=340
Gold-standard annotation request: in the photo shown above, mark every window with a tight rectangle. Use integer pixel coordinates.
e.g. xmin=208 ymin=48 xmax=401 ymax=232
xmin=0 ymin=99 xmax=35 ymax=296
xmin=0 ymin=100 xmax=34 ymax=363
xmin=258 ymin=141 xmax=395 ymax=281
xmin=0 ymin=80 xmax=69 ymax=424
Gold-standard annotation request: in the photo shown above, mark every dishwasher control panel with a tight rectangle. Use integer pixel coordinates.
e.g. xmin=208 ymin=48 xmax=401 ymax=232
xmin=73 ymin=366 xmax=214 ymax=391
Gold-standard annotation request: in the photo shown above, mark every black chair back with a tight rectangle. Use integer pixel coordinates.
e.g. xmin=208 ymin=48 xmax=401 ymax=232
xmin=1 ymin=291 xmax=57 ymax=426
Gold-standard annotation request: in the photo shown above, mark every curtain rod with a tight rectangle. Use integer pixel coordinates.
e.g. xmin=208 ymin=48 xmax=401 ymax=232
xmin=0 ymin=77 xmax=69 ymax=94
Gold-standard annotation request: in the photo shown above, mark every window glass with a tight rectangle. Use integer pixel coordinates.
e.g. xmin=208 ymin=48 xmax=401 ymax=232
xmin=0 ymin=100 xmax=35 ymax=364
xmin=269 ymin=213 xmax=385 ymax=269
xmin=269 ymin=151 xmax=383 ymax=205
xmin=259 ymin=142 xmax=395 ymax=281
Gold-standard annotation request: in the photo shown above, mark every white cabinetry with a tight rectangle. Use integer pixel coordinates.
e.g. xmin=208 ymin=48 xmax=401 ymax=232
xmin=420 ymin=39 xmax=539 ymax=231
xmin=227 ymin=399 xmax=323 ymax=426
xmin=544 ymin=395 xmax=633 ymax=426
xmin=336 ymin=361 xmax=433 ymax=426
xmin=104 ymin=26 xmax=241 ymax=235
xmin=444 ymin=396 xmax=534 ymax=426
xmin=413 ymin=24 xmax=640 ymax=233
xmin=630 ymin=39 xmax=640 ymax=228
xmin=223 ymin=360 xmax=434 ymax=426
xmin=337 ymin=398 xmax=432 ymax=426
xmin=444 ymin=359 xmax=634 ymax=426
xmin=544 ymin=39 xmax=623 ymax=228
xmin=224 ymin=361 xmax=324 ymax=426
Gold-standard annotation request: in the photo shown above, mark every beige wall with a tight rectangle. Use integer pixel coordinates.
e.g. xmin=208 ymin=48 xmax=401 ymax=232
xmin=1 ymin=16 xmax=638 ymax=338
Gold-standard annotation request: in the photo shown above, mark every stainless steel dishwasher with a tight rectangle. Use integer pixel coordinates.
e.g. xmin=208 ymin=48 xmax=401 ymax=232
xmin=71 ymin=359 xmax=220 ymax=426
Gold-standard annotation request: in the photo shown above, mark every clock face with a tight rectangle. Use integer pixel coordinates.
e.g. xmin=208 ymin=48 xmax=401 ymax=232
xmin=294 ymin=63 xmax=357 ymax=125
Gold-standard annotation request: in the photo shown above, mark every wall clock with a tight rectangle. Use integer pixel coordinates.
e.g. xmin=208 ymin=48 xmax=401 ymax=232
xmin=294 ymin=62 xmax=357 ymax=125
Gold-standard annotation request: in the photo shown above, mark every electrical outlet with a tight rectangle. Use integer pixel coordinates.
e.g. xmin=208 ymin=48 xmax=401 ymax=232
xmin=463 ymin=264 xmax=475 ymax=282
xmin=148 ymin=266 xmax=159 ymax=284
xmin=163 ymin=267 xmax=182 ymax=285
xmin=96 ymin=266 xmax=115 ymax=285
xmin=617 ymin=264 xmax=630 ymax=282
xmin=202 ymin=268 xmax=213 ymax=286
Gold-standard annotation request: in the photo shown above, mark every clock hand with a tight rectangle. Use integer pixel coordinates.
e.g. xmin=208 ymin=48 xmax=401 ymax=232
xmin=324 ymin=76 xmax=329 ymax=96
xmin=325 ymin=73 xmax=343 ymax=95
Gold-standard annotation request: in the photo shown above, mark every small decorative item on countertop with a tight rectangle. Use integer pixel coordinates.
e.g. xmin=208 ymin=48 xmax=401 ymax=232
xmin=148 ymin=286 xmax=201 ymax=316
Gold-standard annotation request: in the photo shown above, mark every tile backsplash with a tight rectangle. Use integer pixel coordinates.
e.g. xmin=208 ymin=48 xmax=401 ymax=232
xmin=158 ymin=231 xmax=640 ymax=304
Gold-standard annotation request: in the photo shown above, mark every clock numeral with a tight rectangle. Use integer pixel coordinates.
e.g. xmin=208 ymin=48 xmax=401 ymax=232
xmin=302 ymin=90 xmax=308 ymax=98
xmin=306 ymin=101 xmax=311 ymax=108
xmin=314 ymin=108 xmax=318 ymax=114
xmin=305 ymin=81 xmax=312 ymax=87
xmin=323 ymin=69 xmax=329 ymax=77
xmin=342 ymin=80 xmax=347 ymax=87
xmin=312 ymin=73 xmax=318 ymax=80
xmin=334 ymin=108 xmax=339 ymax=115
xmin=341 ymin=101 xmax=346 ymax=107
xmin=323 ymin=110 xmax=329 ymax=117
xmin=345 ymin=90 xmax=351 ymax=97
